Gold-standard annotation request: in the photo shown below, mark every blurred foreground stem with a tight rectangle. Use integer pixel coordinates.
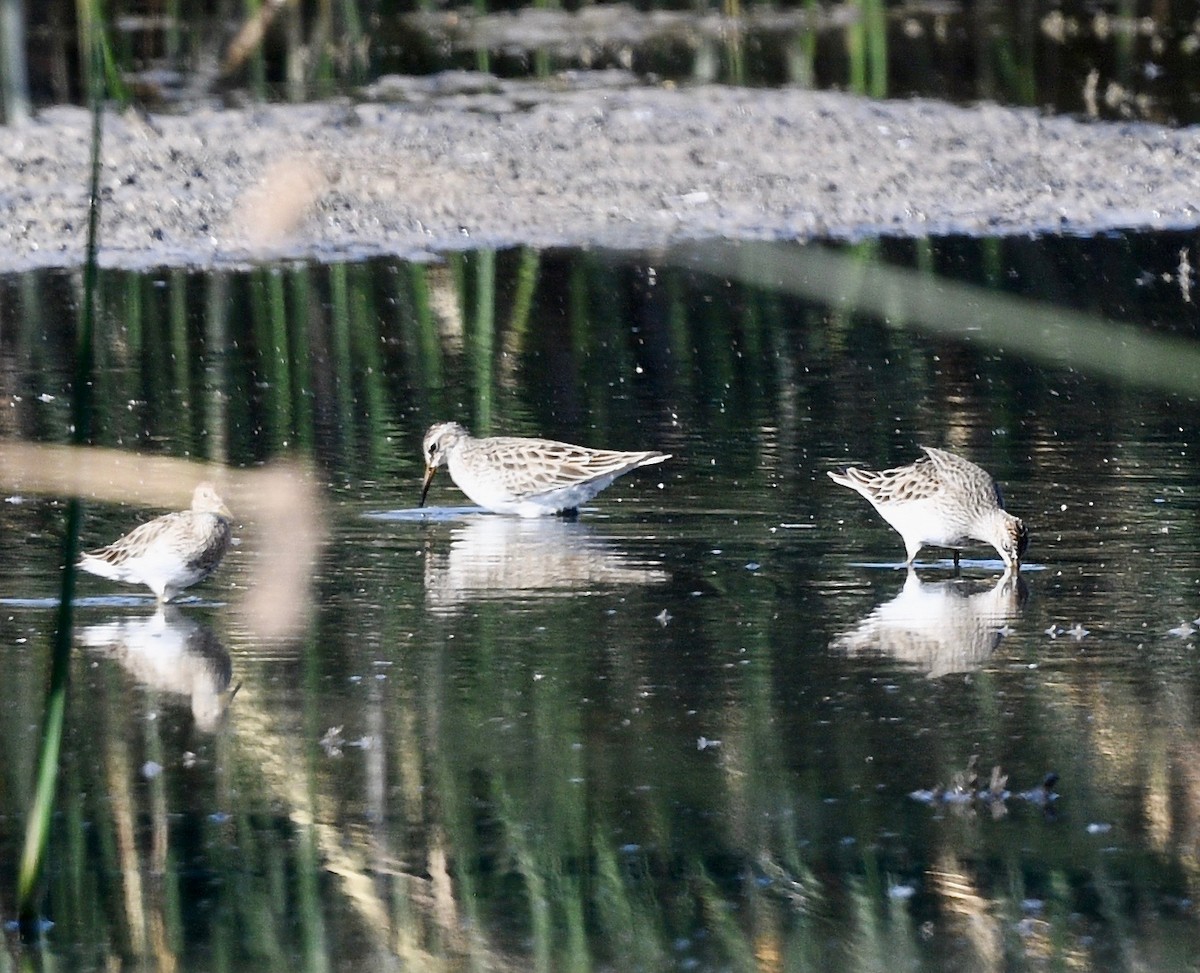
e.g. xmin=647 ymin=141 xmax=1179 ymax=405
xmin=16 ymin=17 xmax=103 ymax=935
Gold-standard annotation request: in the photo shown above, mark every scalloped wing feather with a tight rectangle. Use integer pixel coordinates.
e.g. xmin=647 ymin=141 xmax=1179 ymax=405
xmin=920 ymin=446 xmax=1003 ymax=507
xmin=479 ymin=438 xmax=669 ymax=501
xmin=833 ymin=457 xmax=942 ymax=505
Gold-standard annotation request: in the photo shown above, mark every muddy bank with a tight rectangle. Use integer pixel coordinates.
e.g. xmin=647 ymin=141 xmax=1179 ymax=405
xmin=3 ymin=72 xmax=1200 ymax=272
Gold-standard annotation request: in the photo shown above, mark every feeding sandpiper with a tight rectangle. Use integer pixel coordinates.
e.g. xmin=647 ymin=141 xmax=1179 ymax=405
xmin=78 ymin=482 xmax=234 ymax=602
xmin=419 ymin=421 xmax=670 ymax=516
xmin=828 ymin=446 xmax=1027 ymax=569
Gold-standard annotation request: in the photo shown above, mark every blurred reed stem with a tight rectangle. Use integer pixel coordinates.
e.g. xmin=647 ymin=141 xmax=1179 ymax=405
xmin=244 ymin=0 xmax=269 ymax=96
xmin=847 ymin=0 xmax=886 ymax=97
xmin=473 ymin=0 xmax=490 ymax=72
xmin=16 ymin=11 xmax=106 ymax=930
xmin=0 ymin=0 xmax=31 ymax=123
xmin=76 ymin=0 xmax=128 ymax=104
xmin=723 ymin=0 xmax=745 ymax=85
xmin=787 ymin=0 xmax=820 ymax=87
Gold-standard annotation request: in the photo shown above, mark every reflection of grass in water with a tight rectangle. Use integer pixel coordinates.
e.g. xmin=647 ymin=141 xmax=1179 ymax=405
xmin=9 ymin=228 xmax=1200 ymax=965
xmin=592 ymin=841 xmax=668 ymax=970
xmin=674 ymin=239 xmax=1200 ymax=397
xmin=473 ymin=249 xmax=497 ymax=433
xmin=410 ymin=262 xmax=444 ymax=395
xmin=847 ymin=876 xmax=920 ymax=972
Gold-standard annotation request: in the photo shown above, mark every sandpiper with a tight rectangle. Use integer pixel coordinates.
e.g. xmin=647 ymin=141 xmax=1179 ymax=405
xmin=828 ymin=446 xmax=1027 ymax=569
xmin=419 ymin=422 xmax=670 ymax=516
xmin=78 ymin=482 xmax=234 ymax=602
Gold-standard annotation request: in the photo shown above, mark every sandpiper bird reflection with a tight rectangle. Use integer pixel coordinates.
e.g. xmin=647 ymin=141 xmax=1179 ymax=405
xmin=831 ymin=569 xmax=1027 ymax=678
xmin=419 ymin=422 xmax=670 ymax=516
xmin=828 ymin=446 xmax=1028 ymax=569
xmin=78 ymin=606 xmax=233 ymax=731
xmin=78 ymin=482 xmax=234 ymax=602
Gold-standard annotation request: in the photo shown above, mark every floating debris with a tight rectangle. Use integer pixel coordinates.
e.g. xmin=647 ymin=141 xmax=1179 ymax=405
xmin=1018 ymin=773 xmax=1059 ymax=807
xmin=909 ymin=756 xmax=1058 ymax=819
xmin=1168 ymin=621 xmax=1196 ymax=638
xmin=1066 ymin=623 xmax=1089 ymax=640
xmin=756 ymin=852 xmax=818 ymax=909
xmin=655 ymin=608 xmax=672 ymax=627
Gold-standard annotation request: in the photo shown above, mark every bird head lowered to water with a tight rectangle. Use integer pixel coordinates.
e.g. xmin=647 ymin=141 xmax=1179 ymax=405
xmin=992 ymin=512 xmax=1029 ymax=570
xmin=419 ymin=421 xmax=471 ymax=507
xmin=828 ymin=446 xmax=1028 ymax=571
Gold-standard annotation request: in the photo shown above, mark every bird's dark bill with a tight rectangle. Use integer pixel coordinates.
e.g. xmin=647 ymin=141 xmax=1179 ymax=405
xmin=419 ymin=466 xmax=437 ymax=507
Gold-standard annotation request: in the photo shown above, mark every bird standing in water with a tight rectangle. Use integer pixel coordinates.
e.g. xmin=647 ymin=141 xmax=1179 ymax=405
xmin=419 ymin=422 xmax=670 ymax=516
xmin=828 ymin=446 xmax=1027 ymax=569
xmin=78 ymin=482 xmax=234 ymax=601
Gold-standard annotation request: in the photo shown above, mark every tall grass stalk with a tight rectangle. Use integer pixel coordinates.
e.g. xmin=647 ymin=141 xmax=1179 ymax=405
xmin=723 ymin=0 xmax=745 ymax=86
xmin=473 ymin=0 xmax=491 ymax=72
xmin=865 ymin=0 xmax=887 ymax=98
xmin=76 ymin=0 xmax=128 ymax=104
xmin=0 ymin=0 xmax=31 ymax=123
xmin=16 ymin=14 xmax=106 ymax=931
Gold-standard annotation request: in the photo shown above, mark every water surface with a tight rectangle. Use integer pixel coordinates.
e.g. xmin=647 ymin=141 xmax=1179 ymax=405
xmin=1 ymin=236 xmax=1199 ymax=970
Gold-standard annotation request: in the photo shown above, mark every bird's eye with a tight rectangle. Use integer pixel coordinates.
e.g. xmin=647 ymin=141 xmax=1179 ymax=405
xmin=427 ymin=443 xmax=438 ymax=458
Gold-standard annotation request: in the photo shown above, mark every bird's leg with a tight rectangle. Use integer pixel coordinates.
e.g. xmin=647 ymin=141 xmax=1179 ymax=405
xmin=953 ymin=550 xmax=961 ymax=575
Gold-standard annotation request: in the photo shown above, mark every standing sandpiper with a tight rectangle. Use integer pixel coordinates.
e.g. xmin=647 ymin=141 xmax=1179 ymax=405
xmin=419 ymin=422 xmax=670 ymax=517
xmin=828 ymin=446 xmax=1027 ymax=569
xmin=78 ymin=483 xmax=233 ymax=601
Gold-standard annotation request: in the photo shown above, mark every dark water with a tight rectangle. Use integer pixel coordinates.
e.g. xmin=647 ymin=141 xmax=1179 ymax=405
xmin=2 ymin=235 xmax=1200 ymax=969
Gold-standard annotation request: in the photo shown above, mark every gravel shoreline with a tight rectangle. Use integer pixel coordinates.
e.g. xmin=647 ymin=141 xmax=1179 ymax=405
xmin=3 ymin=73 xmax=1200 ymax=273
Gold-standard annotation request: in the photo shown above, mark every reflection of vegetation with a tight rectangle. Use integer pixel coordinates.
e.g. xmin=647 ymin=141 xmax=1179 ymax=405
xmin=4 ymin=236 xmax=1200 ymax=966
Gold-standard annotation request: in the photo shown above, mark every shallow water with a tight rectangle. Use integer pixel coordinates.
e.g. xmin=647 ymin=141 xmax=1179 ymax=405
xmin=1 ymin=235 xmax=1200 ymax=969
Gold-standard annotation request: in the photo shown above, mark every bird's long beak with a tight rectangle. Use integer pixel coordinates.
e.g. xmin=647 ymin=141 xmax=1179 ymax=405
xmin=419 ymin=466 xmax=437 ymax=508
xmin=216 ymin=502 xmax=233 ymax=520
